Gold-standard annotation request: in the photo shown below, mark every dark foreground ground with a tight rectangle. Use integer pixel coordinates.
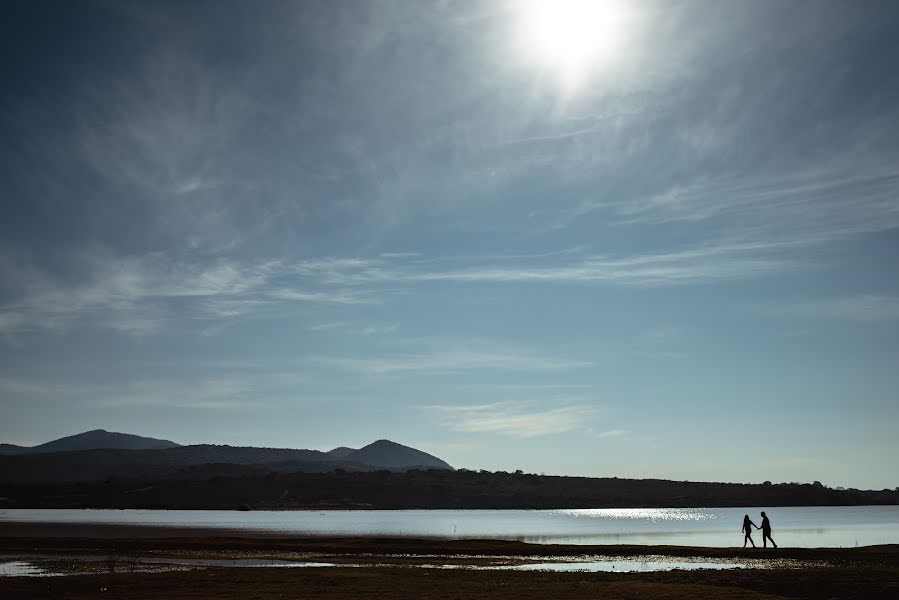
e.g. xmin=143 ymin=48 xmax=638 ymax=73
xmin=1 ymin=530 xmax=897 ymax=599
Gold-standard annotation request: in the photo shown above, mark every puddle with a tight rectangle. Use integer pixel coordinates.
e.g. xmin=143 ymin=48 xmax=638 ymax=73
xmin=0 ymin=554 xmax=763 ymax=577
xmin=0 ymin=557 xmax=339 ymax=577
xmin=138 ymin=557 xmax=338 ymax=569
xmin=504 ymin=560 xmax=744 ymax=572
xmin=404 ymin=556 xmax=747 ymax=572
xmin=0 ymin=561 xmax=58 ymax=577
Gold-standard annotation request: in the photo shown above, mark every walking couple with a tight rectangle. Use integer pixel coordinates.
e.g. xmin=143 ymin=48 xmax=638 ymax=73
xmin=742 ymin=511 xmax=777 ymax=548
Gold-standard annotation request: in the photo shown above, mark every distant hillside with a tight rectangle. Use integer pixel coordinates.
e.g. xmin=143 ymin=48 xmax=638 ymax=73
xmin=0 ymin=429 xmax=181 ymax=455
xmin=1 ymin=469 xmax=895 ymax=510
xmin=0 ymin=432 xmax=894 ymax=510
xmin=0 ymin=435 xmax=453 ymax=484
xmin=0 ymin=444 xmax=355 ymax=484
xmin=327 ymin=447 xmax=357 ymax=458
xmin=346 ymin=440 xmax=453 ymax=470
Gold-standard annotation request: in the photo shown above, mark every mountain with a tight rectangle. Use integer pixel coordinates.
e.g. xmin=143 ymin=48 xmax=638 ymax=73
xmin=345 ymin=439 xmax=453 ymax=470
xmin=327 ymin=446 xmax=357 ymax=458
xmin=0 ymin=433 xmax=453 ymax=484
xmin=0 ymin=429 xmax=180 ymax=455
xmin=0 ymin=444 xmax=375 ymax=484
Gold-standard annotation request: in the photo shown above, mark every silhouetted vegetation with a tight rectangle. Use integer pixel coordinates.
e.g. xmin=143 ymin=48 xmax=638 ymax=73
xmin=1 ymin=467 xmax=895 ymax=510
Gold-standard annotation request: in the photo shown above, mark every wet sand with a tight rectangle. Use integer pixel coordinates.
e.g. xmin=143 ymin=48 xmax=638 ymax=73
xmin=1 ymin=524 xmax=897 ymax=598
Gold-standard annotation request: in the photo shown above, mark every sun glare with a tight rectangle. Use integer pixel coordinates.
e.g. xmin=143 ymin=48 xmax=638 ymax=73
xmin=521 ymin=0 xmax=631 ymax=86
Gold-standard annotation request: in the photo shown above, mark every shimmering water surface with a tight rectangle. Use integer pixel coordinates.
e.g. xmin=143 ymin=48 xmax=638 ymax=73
xmin=0 ymin=555 xmax=749 ymax=577
xmin=506 ymin=560 xmax=744 ymax=572
xmin=2 ymin=506 xmax=898 ymax=547
xmin=0 ymin=561 xmax=51 ymax=577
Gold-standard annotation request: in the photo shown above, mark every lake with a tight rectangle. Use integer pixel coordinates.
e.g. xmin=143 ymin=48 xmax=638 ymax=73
xmin=2 ymin=506 xmax=898 ymax=548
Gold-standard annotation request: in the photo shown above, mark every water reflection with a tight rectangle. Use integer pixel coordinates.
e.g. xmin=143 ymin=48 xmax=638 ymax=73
xmin=508 ymin=560 xmax=743 ymax=572
xmin=554 ymin=508 xmax=715 ymax=522
xmin=0 ymin=561 xmax=54 ymax=577
xmin=139 ymin=557 xmax=338 ymax=569
xmin=0 ymin=556 xmax=749 ymax=577
xmin=3 ymin=506 xmax=898 ymax=548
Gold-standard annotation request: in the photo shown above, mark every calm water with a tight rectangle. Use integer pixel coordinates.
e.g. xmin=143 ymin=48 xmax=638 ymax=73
xmin=2 ymin=506 xmax=898 ymax=548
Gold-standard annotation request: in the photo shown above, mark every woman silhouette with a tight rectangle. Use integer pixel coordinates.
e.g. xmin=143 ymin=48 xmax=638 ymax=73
xmin=742 ymin=514 xmax=758 ymax=548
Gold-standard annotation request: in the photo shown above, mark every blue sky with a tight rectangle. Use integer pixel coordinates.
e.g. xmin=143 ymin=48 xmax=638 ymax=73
xmin=1 ymin=0 xmax=898 ymax=489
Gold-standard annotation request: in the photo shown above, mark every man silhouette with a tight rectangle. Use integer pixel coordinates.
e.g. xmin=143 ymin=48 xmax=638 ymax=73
xmin=760 ymin=511 xmax=777 ymax=548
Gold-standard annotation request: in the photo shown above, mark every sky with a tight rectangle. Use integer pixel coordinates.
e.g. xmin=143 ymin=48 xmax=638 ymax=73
xmin=1 ymin=0 xmax=898 ymax=490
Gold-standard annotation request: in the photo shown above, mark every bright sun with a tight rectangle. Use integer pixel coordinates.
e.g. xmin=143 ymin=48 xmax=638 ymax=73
xmin=521 ymin=0 xmax=631 ymax=86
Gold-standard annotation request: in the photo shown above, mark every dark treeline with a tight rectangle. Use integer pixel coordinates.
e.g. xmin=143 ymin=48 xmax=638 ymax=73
xmin=1 ymin=467 xmax=896 ymax=510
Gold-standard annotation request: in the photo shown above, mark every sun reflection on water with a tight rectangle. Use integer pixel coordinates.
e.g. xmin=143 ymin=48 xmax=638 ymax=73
xmin=553 ymin=508 xmax=715 ymax=521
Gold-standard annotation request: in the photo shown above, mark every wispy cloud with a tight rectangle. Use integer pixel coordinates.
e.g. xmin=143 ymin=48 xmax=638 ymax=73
xmin=764 ymin=295 xmax=899 ymax=322
xmin=0 ymin=312 xmax=26 ymax=336
xmin=0 ymin=253 xmax=378 ymax=335
xmin=265 ymin=242 xmax=799 ymax=291
xmin=90 ymin=377 xmax=262 ymax=410
xmin=307 ymin=321 xmax=351 ymax=332
xmin=0 ymin=240 xmax=804 ymax=338
xmin=306 ymin=321 xmax=398 ymax=336
xmin=0 ymin=377 xmax=68 ymax=396
xmin=269 ymin=288 xmax=374 ymax=305
xmin=319 ymin=349 xmax=590 ymax=376
xmin=406 ymin=244 xmax=794 ymax=287
xmin=0 ymin=372 xmax=287 ymax=411
xmin=594 ymin=429 xmax=632 ymax=439
xmin=429 ymin=402 xmax=596 ymax=438
xmin=612 ymin=167 xmax=899 ymax=242
xmin=359 ymin=324 xmax=399 ymax=336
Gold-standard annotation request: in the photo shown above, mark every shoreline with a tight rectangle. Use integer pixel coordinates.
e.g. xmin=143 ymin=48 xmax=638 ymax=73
xmin=1 ymin=524 xmax=897 ymax=560
xmin=2 ymin=531 xmax=897 ymax=599
xmin=1 ymin=521 xmax=898 ymax=553
xmin=3 ymin=502 xmax=897 ymax=509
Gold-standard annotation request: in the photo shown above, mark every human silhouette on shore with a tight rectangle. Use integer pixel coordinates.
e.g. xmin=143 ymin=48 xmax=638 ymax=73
xmin=742 ymin=514 xmax=758 ymax=548
xmin=760 ymin=511 xmax=777 ymax=548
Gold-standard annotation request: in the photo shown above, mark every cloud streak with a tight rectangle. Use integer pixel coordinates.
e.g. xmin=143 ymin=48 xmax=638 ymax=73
xmin=269 ymin=242 xmax=801 ymax=291
xmin=765 ymin=295 xmax=899 ymax=322
xmin=614 ymin=168 xmax=899 ymax=240
xmin=594 ymin=429 xmax=632 ymax=439
xmin=429 ymin=402 xmax=597 ymax=438
xmin=0 ymin=253 xmax=376 ymax=335
xmin=0 ymin=238 xmax=804 ymax=337
xmin=319 ymin=348 xmax=590 ymax=376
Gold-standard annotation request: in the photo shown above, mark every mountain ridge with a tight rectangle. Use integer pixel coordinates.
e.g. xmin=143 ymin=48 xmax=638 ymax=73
xmin=345 ymin=439 xmax=453 ymax=470
xmin=326 ymin=446 xmax=357 ymax=458
xmin=0 ymin=430 xmax=454 ymax=483
xmin=0 ymin=429 xmax=181 ymax=455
